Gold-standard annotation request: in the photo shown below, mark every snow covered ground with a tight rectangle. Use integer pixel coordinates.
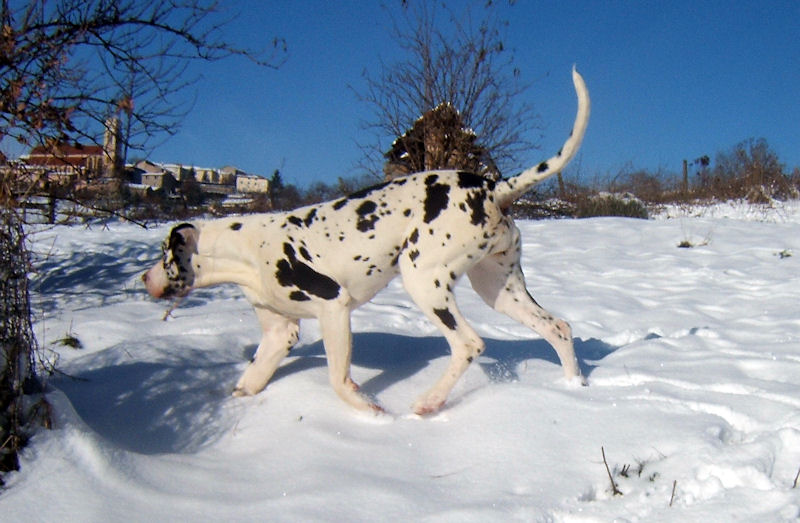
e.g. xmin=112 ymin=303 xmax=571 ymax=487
xmin=3 ymin=201 xmax=800 ymax=521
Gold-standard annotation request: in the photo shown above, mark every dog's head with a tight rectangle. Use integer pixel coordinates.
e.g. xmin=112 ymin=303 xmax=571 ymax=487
xmin=143 ymin=223 xmax=199 ymax=299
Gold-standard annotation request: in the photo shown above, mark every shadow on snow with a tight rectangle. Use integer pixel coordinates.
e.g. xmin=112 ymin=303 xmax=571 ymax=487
xmin=52 ymin=333 xmax=616 ymax=456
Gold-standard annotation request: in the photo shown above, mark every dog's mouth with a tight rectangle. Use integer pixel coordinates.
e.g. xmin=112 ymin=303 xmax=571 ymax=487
xmin=143 ymin=256 xmax=193 ymax=299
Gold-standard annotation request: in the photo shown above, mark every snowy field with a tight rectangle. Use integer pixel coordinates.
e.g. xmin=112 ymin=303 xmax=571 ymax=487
xmin=4 ymin=200 xmax=800 ymax=521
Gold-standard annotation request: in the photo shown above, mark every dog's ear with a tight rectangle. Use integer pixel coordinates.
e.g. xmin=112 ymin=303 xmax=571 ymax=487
xmin=168 ymin=223 xmax=199 ymax=255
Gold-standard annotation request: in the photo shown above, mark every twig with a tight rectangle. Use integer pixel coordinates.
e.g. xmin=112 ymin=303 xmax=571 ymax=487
xmin=669 ymin=480 xmax=677 ymax=506
xmin=162 ymin=296 xmax=184 ymax=321
xmin=50 ymin=367 xmax=89 ymax=382
xmin=601 ymin=446 xmax=623 ymax=496
xmin=793 ymin=465 xmax=800 ymax=489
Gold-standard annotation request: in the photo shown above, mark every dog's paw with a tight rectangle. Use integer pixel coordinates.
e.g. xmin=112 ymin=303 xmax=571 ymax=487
xmin=369 ymin=402 xmax=386 ymax=414
xmin=231 ymin=386 xmax=252 ymax=397
xmin=564 ymin=374 xmax=588 ymax=388
xmin=412 ymin=395 xmax=446 ymax=416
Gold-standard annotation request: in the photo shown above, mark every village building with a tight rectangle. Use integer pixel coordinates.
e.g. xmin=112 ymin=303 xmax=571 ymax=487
xmin=11 ymin=118 xmax=124 ymax=192
xmin=9 ymin=119 xmax=269 ymax=201
xmin=236 ymin=173 xmax=270 ymax=194
xmin=131 ymin=160 xmax=268 ymax=197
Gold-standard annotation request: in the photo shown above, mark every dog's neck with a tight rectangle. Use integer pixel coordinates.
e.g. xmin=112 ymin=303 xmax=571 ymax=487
xmin=190 ymin=224 xmax=264 ymax=293
xmin=191 ymin=254 xmax=262 ymax=291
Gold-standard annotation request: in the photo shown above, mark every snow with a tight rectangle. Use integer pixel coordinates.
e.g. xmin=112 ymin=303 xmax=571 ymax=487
xmin=4 ymin=201 xmax=800 ymax=521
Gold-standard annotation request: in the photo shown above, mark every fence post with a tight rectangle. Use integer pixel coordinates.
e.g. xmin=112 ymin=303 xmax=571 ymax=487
xmin=682 ymin=159 xmax=689 ymax=195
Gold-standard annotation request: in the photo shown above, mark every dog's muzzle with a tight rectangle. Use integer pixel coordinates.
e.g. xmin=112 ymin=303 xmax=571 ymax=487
xmin=142 ymin=263 xmax=171 ymax=299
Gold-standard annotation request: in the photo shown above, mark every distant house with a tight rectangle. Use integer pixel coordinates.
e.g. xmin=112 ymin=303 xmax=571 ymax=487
xmin=131 ymin=160 xmax=178 ymax=194
xmin=140 ymin=172 xmax=178 ymax=193
xmin=25 ymin=143 xmax=105 ymax=174
xmin=236 ymin=174 xmax=269 ymax=194
xmin=17 ymin=117 xmax=123 ymax=188
xmin=132 ymin=159 xmax=268 ymax=197
xmin=134 ymin=159 xmax=164 ymax=176
xmin=192 ymin=166 xmax=235 ymax=185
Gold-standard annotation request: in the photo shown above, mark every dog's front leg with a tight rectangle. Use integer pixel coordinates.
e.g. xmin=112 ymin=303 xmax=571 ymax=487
xmin=233 ymin=307 xmax=299 ymax=397
xmin=319 ymin=303 xmax=382 ymax=413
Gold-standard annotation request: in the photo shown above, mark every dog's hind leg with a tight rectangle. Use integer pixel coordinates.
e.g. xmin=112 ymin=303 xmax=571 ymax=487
xmin=468 ymin=250 xmax=582 ymax=382
xmin=400 ymin=263 xmax=486 ymax=415
xmin=233 ymin=307 xmax=299 ymax=396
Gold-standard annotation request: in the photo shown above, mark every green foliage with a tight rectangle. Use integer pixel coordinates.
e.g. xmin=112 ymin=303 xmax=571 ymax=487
xmin=57 ymin=333 xmax=83 ymax=350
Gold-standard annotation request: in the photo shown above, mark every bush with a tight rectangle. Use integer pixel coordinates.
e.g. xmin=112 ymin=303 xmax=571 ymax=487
xmin=1 ymin=209 xmax=49 ymax=486
xmin=695 ymin=138 xmax=793 ymax=201
xmin=573 ymin=192 xmax=649 ymax=219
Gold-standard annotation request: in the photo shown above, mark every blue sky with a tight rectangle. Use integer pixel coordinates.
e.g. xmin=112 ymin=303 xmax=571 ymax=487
xmin=148 ymin=0 xmax=799 ymax=187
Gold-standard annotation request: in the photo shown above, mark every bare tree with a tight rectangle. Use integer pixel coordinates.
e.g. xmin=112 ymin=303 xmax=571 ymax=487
xmin=357 ymin=1 xmax=539 ymax=178
xmin=0 ymin=0 xmax=284 ymax=485
xmin=1 ymin=0 xmax=285 ymax=166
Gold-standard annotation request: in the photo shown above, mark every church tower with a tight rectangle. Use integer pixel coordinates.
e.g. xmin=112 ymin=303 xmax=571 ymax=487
xmin=103 ymin=116 xmax=124 ymax=177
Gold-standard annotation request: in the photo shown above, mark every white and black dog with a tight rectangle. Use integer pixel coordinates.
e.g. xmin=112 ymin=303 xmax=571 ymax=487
xmin=144 ymin=67 xmax=590 ymax=415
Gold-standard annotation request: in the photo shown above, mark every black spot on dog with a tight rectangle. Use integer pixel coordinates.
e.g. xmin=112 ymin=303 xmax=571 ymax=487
xmin=465 ymin=191 xmax=488 ymax=226
xmin=409 ymin=249 xmax=420 ymax=262
xmin=355 ymin=200 xmax=380 ymax=232
xmin=289 ymin=290 xmax=311 ymax=301
xmin=357 ymin=217 xmax=379 ymax=232
xmin=230 ymin=222 xmax=242 ymax=231
xmin=356 ymin=200 xmax=377 ymax=216
xmin=304 ymin=208 xmax=318 ymax=227
xmin=457 ymin=172 xmax=485 ymax=189
xmin=423 ymin=183 xmax=450 ymax=223
xmin=299 ymin=246 xmax=313 ymax=262
xmin=333 ymin=199 xmax=348 ymax=210
xmin=286 ymin=216 xmax=303 ymax=227
xmin=348 ymin=181 xmax=390 ymax=200
xmin=537 ymin=162 xmax=549 ymax=173
xmin=276 ymin=243 xmax=340 ymax=300
xmin=275 ymin=259 xmax=294 ymax=287
xmin=409 ymin=228 xmax=419 ymax=244
xmin=403 ymin=209 xmax=412 ymax=217
xmin=425 ymin=174 xmax=439 ymax=186
xmin=433 ymin=308 xmax=457 ymax=330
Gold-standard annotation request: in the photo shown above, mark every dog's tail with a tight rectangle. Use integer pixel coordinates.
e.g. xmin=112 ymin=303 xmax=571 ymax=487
xmin=495 ymin=66 xmax=590 ymax=208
